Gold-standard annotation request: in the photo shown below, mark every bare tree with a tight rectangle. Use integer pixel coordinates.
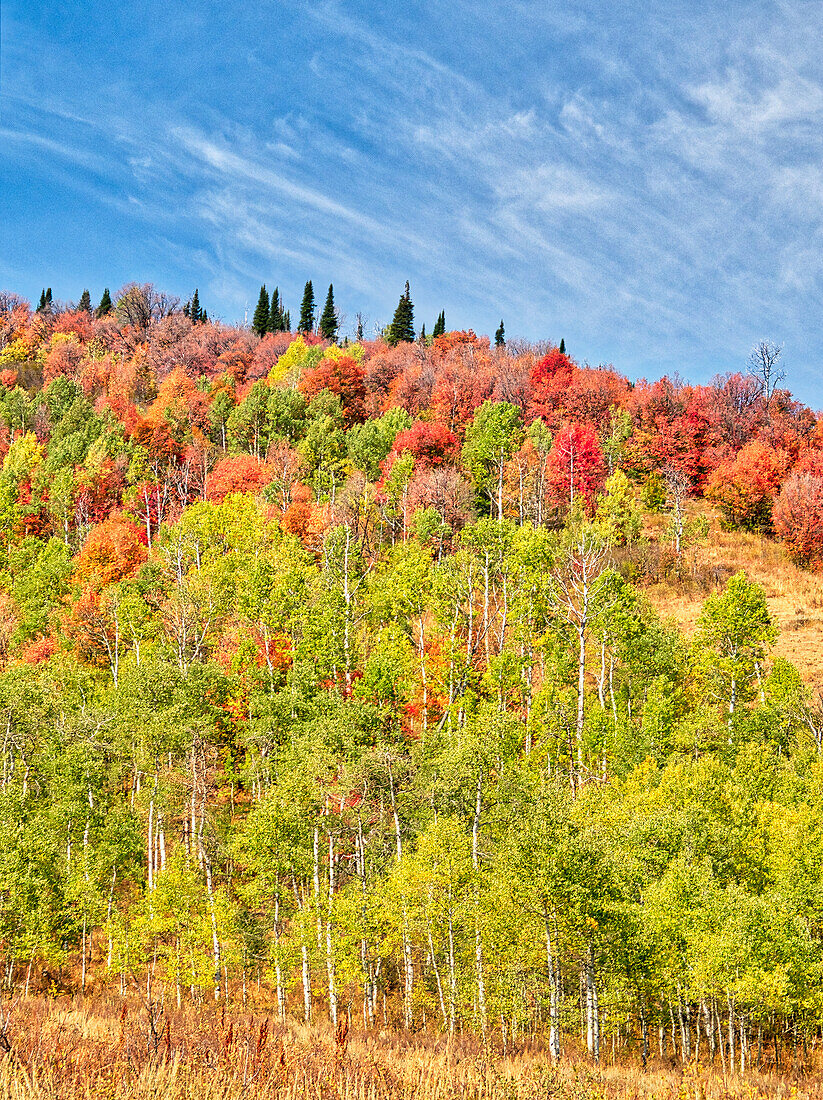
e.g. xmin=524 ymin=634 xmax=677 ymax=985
xmin=663 ymin=466 xmax=690 ymax=556
xmin=549 ymin=526 xmax=615 ymax=793
xmin=115 ymin=283 xmax=181 ymax=332
xmin=748 ymin=339 xmax=785 ymax=417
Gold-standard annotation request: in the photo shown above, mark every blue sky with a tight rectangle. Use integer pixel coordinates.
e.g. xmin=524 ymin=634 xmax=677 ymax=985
xmin=2 ymin=0 xmax=823 ymax=407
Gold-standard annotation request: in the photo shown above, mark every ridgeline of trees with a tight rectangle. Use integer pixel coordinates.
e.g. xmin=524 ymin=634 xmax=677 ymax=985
xmin=0 ymin=283 xmax=822 ymax=1068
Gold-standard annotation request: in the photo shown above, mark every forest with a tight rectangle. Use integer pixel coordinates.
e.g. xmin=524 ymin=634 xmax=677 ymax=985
xmin=0 ymin=280 xmax=823 ymax=1092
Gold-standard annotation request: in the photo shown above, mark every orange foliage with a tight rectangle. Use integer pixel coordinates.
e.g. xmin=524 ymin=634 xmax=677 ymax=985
xmin=73 ymin=515 xmax=148 ymax=589
xmin=298 ymin=354 xmax=367 ymax=425
xmin=705 ymin=440 xmax=791 ymax=530
xmin=208 ymin=454 xmax=273 ymax=502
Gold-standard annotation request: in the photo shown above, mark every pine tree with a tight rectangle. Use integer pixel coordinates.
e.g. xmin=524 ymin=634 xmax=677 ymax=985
xmin=36 ymin=290 xmax=46 ymax=312
xmin=268 ymin=287 xmax=281 ymax=333
xmin=45 ymin=288 xmax=52 ymax=306
xmin=495 ymin=319 xmax=505 ymax=347
xmin=283 ymin=309 xmax=291 ymax=332
xmin=387 ymin=282 xmax=415 ymax=345
xmin=420 ymin=323 xmax=427 ymax=341
xmin=201 ymin=310 xmax=208 ymax=323
xmin=252 ymin=285 xmax=270 ymax=336
xmin=319 ymin=284 xmax=338 ymax=341
xmin=432 ymin=310 xmax=445 ymax=338
xmin=96 ymin=288 xmax=112 ymax=317
xmin=559 ymin=338 xmax=566 ymax=355
xmin=183 ymin=300 xmax=191 ymax=318
xmin=298 ymin=281 xmax=316 ymax=334
xmin=78 ymin=289 xmax=92 ymax=314
xmin=191 ymin=289 xmax=201 ymax=323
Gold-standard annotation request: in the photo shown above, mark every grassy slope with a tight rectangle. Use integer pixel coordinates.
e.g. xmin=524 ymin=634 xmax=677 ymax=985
xmin=0 ymin=996 xmax=818 ymax=1099
xmin=642 ymin=501 xmax=823 ymax=687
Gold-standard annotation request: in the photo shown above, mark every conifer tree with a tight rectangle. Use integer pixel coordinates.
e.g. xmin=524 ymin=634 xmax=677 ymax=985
xmin=191 ymin=288 xmax=201 ymax=323
xmin=96 ymin=288 xmax=112 ymax=317
xmin=78 ymin=289 xmax=92 ymax=314
xmin=268 ymin=287 xmax=283 ymax=333
xmin=298 ymin=281 xmax=316 ymax=333
xmin=319 ymin=284 xmax=338 ymax=341
xmin=495 ymin=319 xmax=505 ymax=347
xmin=432 ymin=310 xmax=445 ymax=338
xmin=252 ymin=285 xmax=270 ymax=336
xmin=201 ymin=310 xmax=208 ymax=323
xmin=420 ymin=323 xmax=426 ymax=341
xmin=284 ymin=309 xmax=291 ymax=332
xmin=45 ymin=288 xmax=52 ymax=307
xmin=36 ymin=290 xmax=46 ymax=312
xmin=387 ymin=282 xmax=415 ymax=345
xmin=559 ymin=338 xmax=566 ymax=354
xmin=183 ymin=300 xmax=191 ymax=318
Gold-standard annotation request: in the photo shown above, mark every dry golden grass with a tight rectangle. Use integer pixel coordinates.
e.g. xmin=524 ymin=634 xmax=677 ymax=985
xmin=0 ymin=996 xmax=820 ymax=1100
xmin=641 ymin=501 xmax=823 ymax=686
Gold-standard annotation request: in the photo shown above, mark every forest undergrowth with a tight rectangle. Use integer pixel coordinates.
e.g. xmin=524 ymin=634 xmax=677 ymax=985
xmin=0 ymin=994 xmax=815 ymax=1100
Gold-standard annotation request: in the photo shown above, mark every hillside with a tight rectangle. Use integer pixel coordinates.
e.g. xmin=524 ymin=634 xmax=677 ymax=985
xmin=1 ymin=285 xmax=823 ymax=1080
xmin=643 ymin=500 xmax=823 ymax=685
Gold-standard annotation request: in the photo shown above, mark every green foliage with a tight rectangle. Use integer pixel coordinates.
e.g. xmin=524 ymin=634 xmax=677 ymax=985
xmin=318 ymin=284 xmax=338 ymax=341
xmin=252 ymin=285 xmax=270 ymax=337
xmin=298 ymin=281 xmax=316 ymax=334
xmin=387 ymin=282 xmax=415 ymax=345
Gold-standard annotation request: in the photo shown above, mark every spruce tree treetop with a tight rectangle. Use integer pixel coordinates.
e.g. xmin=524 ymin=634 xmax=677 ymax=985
xmin=191 ymin=288 xmax=201 ymax=324
xmin=96 ymin=288 xmax=112 ymax=317
xmin=559 ymin=338 xmax=566 ymax=355
xmin=319 ymin=284 xmax=338 ymax=341
xmin=298 ymin=281 xmax=316 ymax=334
xmin=387 ymin=281 xmax=415 ymax=345
xmin=268 ymin=287 xmax=283 ymax=333
xmin=432 ymin=310 xmax=445 ymax=338
xmin=36 ymin=290 xmax=46 ymax=312
xmin=78 ymin=290 xmax=92 ymax=314
xmin=252 ymin=285 xmax=270 ymax=336
xmin=495 ymin=319 xmax=505 ymax=347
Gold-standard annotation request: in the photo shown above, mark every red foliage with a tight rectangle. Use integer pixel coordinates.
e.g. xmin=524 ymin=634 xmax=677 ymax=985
xmin=43 ymin=337 xmax=85 ymax=384
xmin=546 ymin=423 xmax=607 ymax=510
xmin=20 ymin=635 xmax=57 ymax=664
xmin=773 ymin=472 xmax=823 ymax=570
xmin=705 ymin=440 xmax=790 ymax=529
xmin=298 ymin=354 xmax=367 ymax=425
xmin=389 ymin=421 xmax=459 ymax=468
xmin=528 ymin=348 xmax=630 ymax=432
xmin=73 ymin=515 xmax=148 ymax=589
xmin=208 ymin=454 xmax=273 ymax=502
xmin=53 ymin=309 xmax=94 ymax=342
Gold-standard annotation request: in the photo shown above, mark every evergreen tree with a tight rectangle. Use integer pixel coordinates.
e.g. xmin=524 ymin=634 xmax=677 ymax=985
xmin=183 ymin=300 xmax=191 ymax=318
xmin=298 ymin=281 xmax=316 ymax=334
xmin=96 ymin=288 xmax=112 ymax=317
xmin=284 ymin=309 xmax=291 ymax=332
xmin=45 ymin=288 xmax=52 ymax=307
xmin=201 ymin=310 xmax=208 ymax=323
xmin=190 ymin=289 xmax=202 ymax=323
xmin=268 ymin=287 xmax=283 ymax=333
xmin=420 ymin=323 xmax=426 ymax=341
xmin=252 ymin=285 xmax=270 ymax=336
xmin=319 ymin=284 xmax=338 ymax=341
xmin=559 ymin=338 xmax=566 ymax=354
xmin=387 ymin=282 xmax=415 ymax=345
xmin=495 ymin=319 xmax=505 ymax=347
xmin=432 ymin=310 xmax=445 ymax=338
xmin=36 ymin=290 xmax=46 ymax=312
xmin=78 ymin=289 xmax=92 ymax=314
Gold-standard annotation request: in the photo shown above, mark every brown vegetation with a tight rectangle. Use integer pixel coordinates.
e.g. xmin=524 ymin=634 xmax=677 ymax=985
xmin=0 ymin=995 xmax=818 ymax=1100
